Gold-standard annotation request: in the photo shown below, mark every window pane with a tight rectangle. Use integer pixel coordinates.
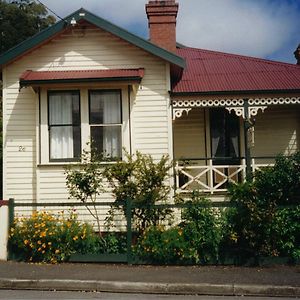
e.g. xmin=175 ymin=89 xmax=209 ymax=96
xmin=91 ymin=126 xmax=122 ymax=159
xmin=49 ymin=92 xmax=79 ymax=125
xmin=90 ymin=91 xmax=121 ymax=124
xmin=48 ymin=91 xmax=81 ymax=160
xmin=50 ymin=126 xmax=74 ymax=159
xmin=210 ymin=108 xmax=240 ymax=160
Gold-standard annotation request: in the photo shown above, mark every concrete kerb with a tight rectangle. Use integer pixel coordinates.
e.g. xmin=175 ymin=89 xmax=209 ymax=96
xmin=0 ymin=278 xmax=299 ymax=297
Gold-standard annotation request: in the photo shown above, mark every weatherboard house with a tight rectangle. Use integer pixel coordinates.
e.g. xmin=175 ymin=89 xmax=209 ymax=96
xmin=1 ymin=0 xmax=300 ymax=259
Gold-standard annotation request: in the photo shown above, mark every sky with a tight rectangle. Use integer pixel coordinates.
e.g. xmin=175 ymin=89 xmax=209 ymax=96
xmin=40 ymin=0 xmax=300 ymax=64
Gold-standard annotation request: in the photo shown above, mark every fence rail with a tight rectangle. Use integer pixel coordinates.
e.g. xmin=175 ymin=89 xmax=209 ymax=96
xmin=6 ymin=198 xmax=234 ymax=263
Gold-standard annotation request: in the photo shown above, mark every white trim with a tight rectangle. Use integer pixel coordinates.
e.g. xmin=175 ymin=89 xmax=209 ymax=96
xmin=173 ymin=108 xmax=191 ymax=120
xmin=40 ymin=87 xmax=130 ymax=164
xmin=172 ymin=97 xmax=300 ymax=120
xmin=249 ymin=97 xmax=300 ymax=106
xmin=0 ymin=67 xmax=8 ymax=260
xmin=2 ymin=67 xmax=7 ymax=200
xmin=173 ymin=98 xmax=244 ymax=108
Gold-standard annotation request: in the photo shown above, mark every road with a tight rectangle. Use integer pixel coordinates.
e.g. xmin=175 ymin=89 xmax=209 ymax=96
xmin=0 ymin=290 xmax=298 ymax=300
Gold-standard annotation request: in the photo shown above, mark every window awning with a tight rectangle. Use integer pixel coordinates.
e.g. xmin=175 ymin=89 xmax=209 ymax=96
xmin=19 ymin=68 xmax=145 ymax=87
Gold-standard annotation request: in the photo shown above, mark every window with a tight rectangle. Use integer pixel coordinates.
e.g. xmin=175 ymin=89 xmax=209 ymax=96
xmin=89 ymin=90 xmax=122 ymax=160
xmin=48 ymin=91 xmax=81 ymax=161
xmin=210 ymin=108 xmax=240 ymax=164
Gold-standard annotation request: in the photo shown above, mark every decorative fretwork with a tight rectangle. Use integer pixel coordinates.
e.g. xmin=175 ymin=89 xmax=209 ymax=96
xmin=248 ymin=106 xmax=268 ymax=117
xmin=225 ymin=107 xmax=245 ymax=118
xmin=172 ymin=96 xmax=300 ymax=120
xmin=173 ymin=99 xmax=244 ymax=108
xmin=173 ymin=108 xmax=191 ymax=120
xmin=249 ymin=97 xmax=300 ymax=106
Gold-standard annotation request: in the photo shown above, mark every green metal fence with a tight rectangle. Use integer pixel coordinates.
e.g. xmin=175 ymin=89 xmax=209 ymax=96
xmin=4 ymin=198 xmax=231 ymax=264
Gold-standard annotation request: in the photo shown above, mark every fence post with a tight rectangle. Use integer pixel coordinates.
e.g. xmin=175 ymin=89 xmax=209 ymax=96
xmin=8 ymin=198 xmax=15 ymax=229
xmin=126 ymin=198 xmax=132 ymax=264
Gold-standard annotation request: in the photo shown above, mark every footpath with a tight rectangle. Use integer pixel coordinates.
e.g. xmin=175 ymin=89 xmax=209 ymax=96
xmin=0 ymin=261 xmax=299 ymax=297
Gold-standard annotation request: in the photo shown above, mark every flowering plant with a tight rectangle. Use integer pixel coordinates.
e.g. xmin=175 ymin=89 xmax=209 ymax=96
xmin=9 ymin=210 xmax=99 ymax=263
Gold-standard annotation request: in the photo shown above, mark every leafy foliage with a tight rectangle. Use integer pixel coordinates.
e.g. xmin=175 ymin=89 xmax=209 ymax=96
xmin=135 ymin=196 xmax=222 ymax=264
xmin=9 ymin=211 xmax=99 ymax=263
xmin=65 ymin=148 xmax=104 ymax=235
xmin=135 ymin=226 xmax=195 ymax=264
xmin=104 ymin=151 xmax=173 ymax=232
xmin=223 ymin=152 xmax=300 ymax=259
xmin=180 ymin=194 xmax=221 ymax=263
xmin=0 ymin=0 xmax=56 ymax=54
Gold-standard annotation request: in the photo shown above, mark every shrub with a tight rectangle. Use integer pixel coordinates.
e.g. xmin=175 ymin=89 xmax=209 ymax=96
xmin=135 ymin=226 xmax=196 ymax=264
xmin=65 ymin=147 xmax=104 ymax=235
xmin=225 ymin=152 xmax=300 ymax=259
xmin=180 ymin=194 xmax=221 ymax=263
xmin=254 ymin=153 xmax=300 ymax=205
xmin=9 ymin=211 xmax=100 ymax=263
xmin=273 ymin=206 xmax=300 ymax=260
xmin=135 ymin=195 xmax=222 ymax=264
xmin=104 ymin=151 xmax=173 ymax=232
xmin=98 ymin=233 xmax=127 ymax=254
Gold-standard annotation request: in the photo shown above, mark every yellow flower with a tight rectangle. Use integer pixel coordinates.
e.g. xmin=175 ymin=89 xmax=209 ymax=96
xmin=38 ymin=247 xmax=41 ymax=252
xmin=48 ymin=242 xmax=52 ymax=246
xmin=42 ymin=243 xmax=46 ymax=249
xmin=24 ymin=240 xmax=29 ymax=245
xmin=40 ymin=232 xmax=46 ymax=238
xmin=73 ymin=236 xmax=78 ymax=241
xmin=55 ymin=249 xmax=60 ymax=254
xmin=37 ymin=240 xmax=42 ymax=245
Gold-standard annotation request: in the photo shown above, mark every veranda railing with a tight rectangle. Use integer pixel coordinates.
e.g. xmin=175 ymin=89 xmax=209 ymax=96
xmin=175 ymin=156 xmax=276 ymax=194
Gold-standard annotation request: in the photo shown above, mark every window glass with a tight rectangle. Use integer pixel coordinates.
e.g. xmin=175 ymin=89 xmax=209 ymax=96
xmin=89 ymin=90 xmax=122 ymax=160
xmin=48 ymin=91 xmax=80 ymax=160
xmin=210 ymin=108 xmax=240 ymax=164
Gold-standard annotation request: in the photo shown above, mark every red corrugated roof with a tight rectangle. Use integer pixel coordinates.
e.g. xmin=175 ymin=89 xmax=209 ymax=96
xmin=20 ymin=69 xmax=145 ymax=85
xmin=172 ymin=47 xmax=300 ymax=94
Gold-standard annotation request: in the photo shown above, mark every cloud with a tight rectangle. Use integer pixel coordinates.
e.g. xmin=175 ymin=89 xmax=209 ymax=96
xmin=177 ymin=0 xmax=299 ymax=59
xmin=41 ymin=0 xmax=300 ymax=62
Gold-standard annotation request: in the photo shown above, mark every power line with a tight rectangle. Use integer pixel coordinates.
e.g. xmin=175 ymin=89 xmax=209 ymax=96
xmin=34 ymin=0 xmax=67 ymax=23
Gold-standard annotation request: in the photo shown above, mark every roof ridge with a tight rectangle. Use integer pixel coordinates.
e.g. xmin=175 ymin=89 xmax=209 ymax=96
xmin=179 ymin=46 xmax=299 ymax=69
xmin=0 ymin=8 xmax=185 ymax=69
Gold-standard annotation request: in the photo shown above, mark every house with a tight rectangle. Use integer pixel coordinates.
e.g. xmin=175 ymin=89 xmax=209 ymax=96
xmin=0 ymin=0 xmax=300 ymax=259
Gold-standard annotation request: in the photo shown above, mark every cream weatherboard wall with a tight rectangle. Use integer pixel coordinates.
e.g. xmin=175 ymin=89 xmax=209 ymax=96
xmin=252 ymin=105 xmax=300 ymax=158
xmin=3 ymin=24 xmax=172 ymax=207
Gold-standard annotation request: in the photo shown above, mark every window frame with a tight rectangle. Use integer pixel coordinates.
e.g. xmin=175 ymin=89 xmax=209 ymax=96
xmin=88 ymin=89 xmax=123 ymax=161
xmin=47 ymin=90 xmax=81 ymax=162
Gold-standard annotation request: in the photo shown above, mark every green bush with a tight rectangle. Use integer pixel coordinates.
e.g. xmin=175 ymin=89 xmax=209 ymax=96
xmin=104 ymin=151 xmax=173 ymax=232
xmin=98 ymin=233 xmax=127 ymax=254
xmin=180 ymin=195 xmax=221 ymax=263
xmin=9 ymin=211 xmax=100 ymax=263
xmin=273 ymin=206 xmax=300 ymax=260
xmin=224 ymin=152 xmax=300 ymax=260
xmin=135 ymin=226 xmax=196 ymax=264
xmin=135 ymin=196 xmax=222 ymax=264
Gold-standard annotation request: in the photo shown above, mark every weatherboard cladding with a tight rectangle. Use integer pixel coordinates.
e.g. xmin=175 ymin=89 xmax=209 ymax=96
xmin=173 ymin=47 xmax=300 ymax=94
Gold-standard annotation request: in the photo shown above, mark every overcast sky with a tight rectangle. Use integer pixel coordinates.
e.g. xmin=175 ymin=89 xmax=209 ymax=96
xmin=41 ymin=0 xmax=300 ymax=64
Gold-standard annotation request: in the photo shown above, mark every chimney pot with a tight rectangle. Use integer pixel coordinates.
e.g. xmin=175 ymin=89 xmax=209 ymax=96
xmin=294 ymin=44 xmax=300 ymax=65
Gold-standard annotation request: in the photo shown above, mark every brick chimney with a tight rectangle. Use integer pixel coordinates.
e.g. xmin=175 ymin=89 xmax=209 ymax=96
xmin=294 ymin=44 xmax=300 ymax=65
xmin=146 ymin=0 xmax=179 ymax=53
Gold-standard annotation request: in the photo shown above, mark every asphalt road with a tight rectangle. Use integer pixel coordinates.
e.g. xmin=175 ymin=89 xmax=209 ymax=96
xmin=0 ymin=290 xmax=298 ymax=300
